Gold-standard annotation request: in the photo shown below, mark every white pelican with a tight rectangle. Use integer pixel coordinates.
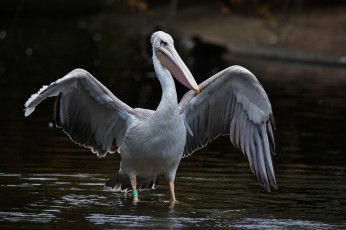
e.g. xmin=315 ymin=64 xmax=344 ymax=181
xmin=24 ymin=31 xmax=277 ymax=203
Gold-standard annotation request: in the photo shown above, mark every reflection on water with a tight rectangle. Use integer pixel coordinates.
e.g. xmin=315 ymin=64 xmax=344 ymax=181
xmin=1 ymin=15 xmax=346 ymax=229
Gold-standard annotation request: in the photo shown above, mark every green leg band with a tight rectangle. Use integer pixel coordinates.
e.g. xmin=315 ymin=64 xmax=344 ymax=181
xmin=132 ymin=189 xmax=138 ymax=198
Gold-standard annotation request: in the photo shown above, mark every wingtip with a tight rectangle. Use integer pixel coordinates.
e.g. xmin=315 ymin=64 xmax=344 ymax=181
xmin=24 ymin=107 xmax=35 ymax=117
xmin=262 ymin=182 xmax=278 ymax=193
xmin=269 ymin=114 xmax=276 ymax=130
xmin=266 ymin=181 xmax=278 ymax=192
xmin=24 ymin=85 xmax=49 ymax=117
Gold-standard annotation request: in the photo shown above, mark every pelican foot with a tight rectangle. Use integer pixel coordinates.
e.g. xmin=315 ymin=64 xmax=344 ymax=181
xmin=168 ymin=200 xmax=183 ymax=204
xmin=168 ymin=200 xmax=183 ymax=208
xmin=132 ymin=195 xmax=152 ymax=203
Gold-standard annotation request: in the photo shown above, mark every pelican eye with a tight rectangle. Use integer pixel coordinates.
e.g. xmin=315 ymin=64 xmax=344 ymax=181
xmin=160 ymin=40 xmax=168 ymax=47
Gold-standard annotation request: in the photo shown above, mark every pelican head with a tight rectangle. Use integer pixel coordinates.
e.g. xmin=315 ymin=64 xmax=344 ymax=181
xmin=151 ymin=31 xmax=200 ymax=94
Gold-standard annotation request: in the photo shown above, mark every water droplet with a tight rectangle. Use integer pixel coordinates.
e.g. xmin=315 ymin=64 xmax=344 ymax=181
xmin=93 ymin=33 xmax=101 ymax=42
xmin=26 ymin=48 xmax=33 ymax=56
xmin=340 ymin=56 xmax=346 ymax=64
xmin=0 ymin=66 xmax=5 ymax=74
xmin=93 ymin=59 xmax=100 ymax=66
xmin=78 ymin=20 xmax=87 ymax=30
xmin=0 ymin=31 xmax=6 ymax=39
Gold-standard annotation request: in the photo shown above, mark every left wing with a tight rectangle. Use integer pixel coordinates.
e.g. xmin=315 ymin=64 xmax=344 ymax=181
xmin=179 ymin=65 xmax=277 ymax=191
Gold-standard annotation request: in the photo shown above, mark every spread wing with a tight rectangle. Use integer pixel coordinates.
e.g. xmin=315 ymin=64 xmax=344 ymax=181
xmin=24 ymin=68 xmax=138 ymax=157
xmin=179 ymin=65 xmax=277 ymax=191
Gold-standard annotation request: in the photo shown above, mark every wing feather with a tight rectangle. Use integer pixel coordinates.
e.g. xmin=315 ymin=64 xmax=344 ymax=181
xmin=179 ymin=65 xmax=277 ymax=191
xmin=254 ymin=128 xmax=268 ymax=190
xmin=239 ymin=108 xmax=247 ymax=154
xmin=249 ymin=123 xmax=258 ymax=176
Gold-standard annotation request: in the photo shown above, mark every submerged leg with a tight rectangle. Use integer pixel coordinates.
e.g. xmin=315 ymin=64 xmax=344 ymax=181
xmin=168 ymin=181 xmax=176 ymax=203
xmin=130 ymin=178 xmax=139 ymax=202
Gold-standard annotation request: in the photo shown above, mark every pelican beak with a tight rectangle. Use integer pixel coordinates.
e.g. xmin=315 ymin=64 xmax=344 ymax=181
xmin=157 ymin=45 xmax=200 ymax=94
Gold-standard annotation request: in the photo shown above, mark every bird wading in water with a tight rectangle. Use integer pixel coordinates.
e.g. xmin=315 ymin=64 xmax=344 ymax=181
xmin=24 ymin=31 xmax=277 ymax=203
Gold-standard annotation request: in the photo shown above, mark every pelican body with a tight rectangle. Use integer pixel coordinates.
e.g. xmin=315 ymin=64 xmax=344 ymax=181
xmin=24 ymin=31 xmax=277 ymax=203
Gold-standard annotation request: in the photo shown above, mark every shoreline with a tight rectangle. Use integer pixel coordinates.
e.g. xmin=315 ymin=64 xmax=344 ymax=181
xmin=146 ymin=3 xmax=346 ymax=67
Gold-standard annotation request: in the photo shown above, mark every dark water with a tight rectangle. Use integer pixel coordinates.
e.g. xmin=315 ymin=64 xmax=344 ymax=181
xmin=1 ymin=15 xmax=346 ymax=229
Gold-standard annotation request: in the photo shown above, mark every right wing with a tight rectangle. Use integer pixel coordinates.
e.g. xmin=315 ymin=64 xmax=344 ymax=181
xmin=24 ymin=68 xmax=137 ymax=157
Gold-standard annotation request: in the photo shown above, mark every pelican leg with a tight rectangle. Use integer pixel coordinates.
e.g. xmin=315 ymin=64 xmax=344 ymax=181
xmin=130 ymin=178 xmax=139 ymax=202
xmin=168 ymin=181 xmax=176 ymax=203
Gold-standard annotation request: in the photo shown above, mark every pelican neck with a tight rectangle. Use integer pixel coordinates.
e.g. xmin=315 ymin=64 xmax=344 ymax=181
xmin=152 ymin=52 xmax=179 ymax=112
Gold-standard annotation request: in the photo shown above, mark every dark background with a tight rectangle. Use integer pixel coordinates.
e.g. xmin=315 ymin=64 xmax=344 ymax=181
xmin=1 ymin=1 xmax=346 ymax=229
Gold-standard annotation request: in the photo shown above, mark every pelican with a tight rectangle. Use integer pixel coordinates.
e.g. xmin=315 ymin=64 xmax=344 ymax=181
xmin=24 ymin=31 xmax=277 ymax=203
